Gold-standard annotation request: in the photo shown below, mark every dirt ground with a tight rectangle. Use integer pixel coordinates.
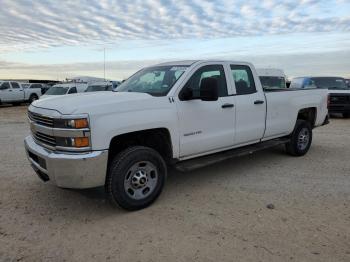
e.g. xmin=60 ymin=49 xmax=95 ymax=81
xmin=0 ymin=105 xmax=349 ymax=262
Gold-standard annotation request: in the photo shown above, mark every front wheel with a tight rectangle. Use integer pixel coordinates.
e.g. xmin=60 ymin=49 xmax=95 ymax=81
xmin=106 ymin=146 xmax=167 ymax=211
xmin=285 ymin=120 xmax=312 ymax=156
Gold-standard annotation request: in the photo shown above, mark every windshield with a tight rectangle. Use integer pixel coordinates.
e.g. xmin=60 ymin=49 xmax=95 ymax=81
xmin=311 ymin=77 xmax=348 ymax=89
xmin=85 ymin=85 xmax=112 ymax=92
xmin=259 ymin=76 xmax=286 ymax=89
xmin=45 ymin=86 xmax=70 ymax=95
xmin=116 ymin=65 xmax=189 ymax=96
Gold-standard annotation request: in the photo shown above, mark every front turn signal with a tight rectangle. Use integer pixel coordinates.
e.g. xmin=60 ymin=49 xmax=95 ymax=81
xmin=74 ymin=137 xmax=90 ymax=147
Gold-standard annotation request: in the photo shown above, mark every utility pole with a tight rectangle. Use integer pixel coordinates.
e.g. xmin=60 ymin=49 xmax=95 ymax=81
xmin=104 ymin=48 xmax=106 ymax=81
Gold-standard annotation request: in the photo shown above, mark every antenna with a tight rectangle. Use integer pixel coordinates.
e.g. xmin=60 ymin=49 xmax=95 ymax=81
xmin=104 ymin=48 xmax=106 ymax=81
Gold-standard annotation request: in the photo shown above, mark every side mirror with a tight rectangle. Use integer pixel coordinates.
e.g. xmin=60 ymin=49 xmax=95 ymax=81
xmin=200 ymin=77 xmax=219 ymax=101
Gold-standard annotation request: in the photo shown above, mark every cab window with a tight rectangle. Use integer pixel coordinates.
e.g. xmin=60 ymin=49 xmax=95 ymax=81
xmin=0 ymin=82 xmax=10 ymax=90
xmin=11 ymin=82 xmax=21 ymax=89
xmin=68 ymin=87 xmax=77 ymax=94
xmin=230 ymin=65 xmax=256 ymax=95
xmin=182 ymin=65 xmax=228 ymax=98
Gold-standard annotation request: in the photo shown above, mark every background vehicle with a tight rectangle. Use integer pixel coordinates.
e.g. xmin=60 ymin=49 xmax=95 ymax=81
xmin=257 ymin=68 xmax=287 ymax=89
xmin=41 ymin=82 xmax=88 ymax=99
xmin=85 ymin=81 xmax=114 ymax=92
xmin=290 ymin=77 xmax=350 ymax=117
xmin=22 ymin=83 xmax=51 ymax=95
xmin=0 ymin=81 xmax=41 ymax=105
xmin=25 ymin=60 xmax=328 ymax=211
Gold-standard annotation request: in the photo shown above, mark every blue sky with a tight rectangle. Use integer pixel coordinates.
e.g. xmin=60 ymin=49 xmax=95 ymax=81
xmin=0 ymin=0 xmax=349 ymax=80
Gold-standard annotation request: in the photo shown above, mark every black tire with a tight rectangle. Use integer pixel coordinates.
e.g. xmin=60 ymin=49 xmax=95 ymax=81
xmin=343 ymin=112 xmax=350 ymax=118
xmin=29 ymin=94 xmax=38 ymax=104
xmin=285 ymin=120 xmax=312 ymax=156
xmin=106 ymin=146 xmax=167 ymax=211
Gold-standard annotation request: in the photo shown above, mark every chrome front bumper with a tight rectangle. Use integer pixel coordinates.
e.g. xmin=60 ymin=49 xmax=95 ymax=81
xmin=24 ymin=136 xmax=108 ymax=189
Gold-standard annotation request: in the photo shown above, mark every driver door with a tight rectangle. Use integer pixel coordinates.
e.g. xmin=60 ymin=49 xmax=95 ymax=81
xmin=175 ymin=64 xmax=236 ymax=158
xmin=0 ymin=82 xmax=13 ymax=102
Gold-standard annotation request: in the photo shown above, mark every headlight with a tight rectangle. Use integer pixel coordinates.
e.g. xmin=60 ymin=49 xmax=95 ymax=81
xmin=54 ymin=118 xmax=89 ymax=129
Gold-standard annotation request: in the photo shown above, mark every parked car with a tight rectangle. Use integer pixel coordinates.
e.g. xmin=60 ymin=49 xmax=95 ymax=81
xmin=22 ymin=83 xmax=51 ymax=95
xmin=85 ymin=81 xmax=114 ymax=92
xmin=257 ymin=68 xmax=287 ymax=89
xmin=24 ymin=60 xmax=328 ymax=210
xmin=289 ymin=77 xmax=318 ymax=89
xmin=40 ymin=83 xmax=88 ymax=99
xmin=0 ymin=81 xmax=41 ymax=105
xmin=290 ymin=77 xmax=350 ymax=117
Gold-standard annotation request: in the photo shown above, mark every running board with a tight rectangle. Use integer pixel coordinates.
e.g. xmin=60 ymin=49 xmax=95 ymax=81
xmin=174 ymin=138 xmax=289 ymax=172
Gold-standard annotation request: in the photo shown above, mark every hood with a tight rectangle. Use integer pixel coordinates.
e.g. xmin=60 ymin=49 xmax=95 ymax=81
xmin=32 ymin=91 xmax=160 ymax=115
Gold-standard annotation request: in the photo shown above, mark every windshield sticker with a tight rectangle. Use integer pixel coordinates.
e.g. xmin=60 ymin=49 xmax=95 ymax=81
xmin=170 ymin=66 xmax=188 ymax=71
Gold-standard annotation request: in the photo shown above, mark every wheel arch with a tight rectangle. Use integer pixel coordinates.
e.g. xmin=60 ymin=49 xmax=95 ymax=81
xmin=107 ymin=128 xmax=174 ymax=168
xmin=297 ymin=107 xmax=317 ymax=128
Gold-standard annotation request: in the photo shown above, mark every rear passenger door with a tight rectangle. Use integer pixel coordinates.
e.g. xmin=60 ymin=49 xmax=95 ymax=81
xmin=0 ymin=82 xmax=12 ymax=102
xmin=230 ymin=65 xmax=266 ymax=145
xmin=10 ymin=82 xmax=24 ymax=101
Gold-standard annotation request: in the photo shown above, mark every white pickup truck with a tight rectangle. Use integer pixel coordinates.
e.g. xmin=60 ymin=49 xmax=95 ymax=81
xmin=24 ymin=60 xmax=329 ymax=210
xmin=0 ymin=81 xmax=41 ymax=105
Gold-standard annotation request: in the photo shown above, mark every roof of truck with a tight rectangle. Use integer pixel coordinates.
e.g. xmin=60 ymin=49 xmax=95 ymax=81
xmin=154 ymin=60 xmax=253 ymax=67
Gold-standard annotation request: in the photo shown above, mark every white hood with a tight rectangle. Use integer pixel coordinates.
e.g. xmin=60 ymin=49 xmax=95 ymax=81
xmin=31 ymin=91 xmax=159 ymax=115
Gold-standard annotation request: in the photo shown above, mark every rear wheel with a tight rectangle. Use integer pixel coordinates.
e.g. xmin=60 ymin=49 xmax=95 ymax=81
xmin=286 ymin=120 xmax=312 ymax=156
xmin=106 ymin=146 xmax=167 ymax=211
xmin=343 ymin=112 xmax=350 ymax=118
xmin=29 ymin=94 xmax=38 ymax=104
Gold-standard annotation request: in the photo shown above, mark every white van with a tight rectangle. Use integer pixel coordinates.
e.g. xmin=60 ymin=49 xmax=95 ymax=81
xmin=257 ymin=68 xmax=287 ymax=89
xmin=40 ymin=83 xmax=88 ymax=99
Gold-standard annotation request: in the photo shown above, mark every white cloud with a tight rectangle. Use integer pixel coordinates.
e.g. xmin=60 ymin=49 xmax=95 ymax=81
xmin=0 ymin=0 xmax=349 ymax=52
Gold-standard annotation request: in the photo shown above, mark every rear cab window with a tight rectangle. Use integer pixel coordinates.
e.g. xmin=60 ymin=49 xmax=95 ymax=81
xmin=259 ymin=76 xmax=286 ymax=89
xmin=230 ymin=65 xmax=257 ymax=95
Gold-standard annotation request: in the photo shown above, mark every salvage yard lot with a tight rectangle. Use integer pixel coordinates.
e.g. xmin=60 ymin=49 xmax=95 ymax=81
xmin=0 ymin=105 xmax=349 ymax=262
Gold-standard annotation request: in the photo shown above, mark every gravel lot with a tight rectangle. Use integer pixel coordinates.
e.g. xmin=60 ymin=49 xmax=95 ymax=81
xmin=0 ymin=105 xmax=349 ymax=262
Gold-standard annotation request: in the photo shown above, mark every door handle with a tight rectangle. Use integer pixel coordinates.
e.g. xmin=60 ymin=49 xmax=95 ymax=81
xmin=8 ymin=90 xmax=13 ymax=92
xmin=222 ymin=103 xmax=234 ymax=108
xmin=254 ymin=100 xmax=264 ymax=105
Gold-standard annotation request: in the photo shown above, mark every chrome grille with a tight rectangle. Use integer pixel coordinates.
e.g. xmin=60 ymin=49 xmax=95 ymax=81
xmin=28 ymin=111 xmax=54 ymax=127
xmin=33 ymin=132 xmax=56 ymax=147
